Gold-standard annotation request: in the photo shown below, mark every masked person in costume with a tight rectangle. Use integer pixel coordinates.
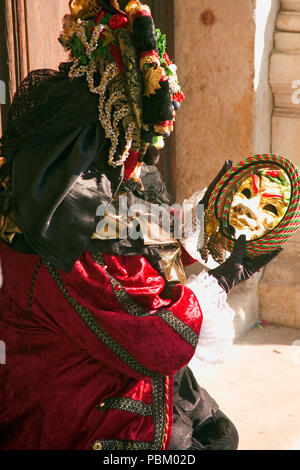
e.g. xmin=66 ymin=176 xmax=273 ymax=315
xmin=0 ymin=0 xmax=282 ymax=450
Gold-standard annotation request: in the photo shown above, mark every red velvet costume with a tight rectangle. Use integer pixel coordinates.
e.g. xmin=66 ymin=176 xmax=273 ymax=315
xmin=0 ymin=242 xmax=202 ymax=450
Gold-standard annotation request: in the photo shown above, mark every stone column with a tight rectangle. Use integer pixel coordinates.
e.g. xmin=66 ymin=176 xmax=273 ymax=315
xmin=260 ymin=0 xmax=300 ymax=328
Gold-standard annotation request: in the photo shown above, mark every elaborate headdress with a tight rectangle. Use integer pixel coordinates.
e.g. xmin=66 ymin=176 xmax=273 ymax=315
xmin=60 ymin=0 xmax=184 ymax=170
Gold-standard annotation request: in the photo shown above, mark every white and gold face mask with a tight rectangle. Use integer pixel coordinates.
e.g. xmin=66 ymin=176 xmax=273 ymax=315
xmin=229 ymin=168 xmax=291 ymax=240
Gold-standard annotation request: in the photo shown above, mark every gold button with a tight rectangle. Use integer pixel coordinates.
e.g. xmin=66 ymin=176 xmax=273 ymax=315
xmin=98 ymin=402 xmax=105 ymax=408
xmin=92 ymin=440 xmax=103 ymax=451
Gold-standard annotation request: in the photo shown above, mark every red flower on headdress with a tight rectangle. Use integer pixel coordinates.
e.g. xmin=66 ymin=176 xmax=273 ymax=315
xmin=173 ymin=91 xmax=185 ymax=103
xmin=163 ymin=52 xmax=172 ymax=66
xmin=109 ymin=13 xmax=128 ymax=30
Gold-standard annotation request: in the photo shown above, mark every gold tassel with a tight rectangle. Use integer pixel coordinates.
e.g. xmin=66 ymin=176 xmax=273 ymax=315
xmin=200 ymin=208 xmax=226 ymax=264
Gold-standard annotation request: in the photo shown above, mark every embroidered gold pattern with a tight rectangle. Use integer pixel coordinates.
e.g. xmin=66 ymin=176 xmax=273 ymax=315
xmin=200 ymin=208 xmax=226 ymax=264
xmin=116 ymin=29 xmax=143 ymax=132
xmin=92 ymin=440 xmax=103 ymax=450
xmin=92 ymin=376 xmax=167 ymax=451
xmin=97 ymin=397 xmax=152 ymax=417
xmin=42 ymin=260 xmax=169 ymax=450
xmin=157 ymin=311 xmax=198 ymax=349
xmin=91 ymin=439 xmax=148 ymax=450
xmin=91 ymin=252 xmax=198 ymax=348
xmin=29 ymin=259 xmax=43 ymax=311
xmin=142 ymin=64 xmax=163 ymax=98
xmin=91 ymin=252 xmax=145 ymax=316
xmin=43 ymin=260 xmax=156 ymax=378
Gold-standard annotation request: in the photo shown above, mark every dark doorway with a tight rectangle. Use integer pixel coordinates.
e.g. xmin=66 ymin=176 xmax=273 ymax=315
xmin=147 ymin=0 xmax=176 ymax=200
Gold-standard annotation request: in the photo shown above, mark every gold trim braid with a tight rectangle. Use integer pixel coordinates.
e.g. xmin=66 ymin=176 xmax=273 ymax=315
xmin=91 ymin=252 xmax=198 ymax=348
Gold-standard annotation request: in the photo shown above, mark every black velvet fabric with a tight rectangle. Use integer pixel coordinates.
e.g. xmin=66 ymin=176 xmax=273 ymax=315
xmin=96 ymin=0 xmax=115 ymax=14
xmin=12 ymin=123 xmax=123 ymax=272
xmin=133 ymin=15 xmax=158 ymax=54
xmin=4 ymin=145 xmax=172 ymax=271
xmin=170 ymin=367 xmax=239 ymax=451
xmin=143 ymin=80 xmax=174 ymax=125
xmin=123 ymin=163 xmax=171 ymax=205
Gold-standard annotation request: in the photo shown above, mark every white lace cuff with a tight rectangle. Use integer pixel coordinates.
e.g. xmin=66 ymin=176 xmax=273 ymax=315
xmin=186 ymin=270 xmax=235 ymax=364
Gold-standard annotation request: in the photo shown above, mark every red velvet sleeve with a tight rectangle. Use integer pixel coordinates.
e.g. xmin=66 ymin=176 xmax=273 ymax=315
xmin=32 ymin=251 xmax=202 ymax=381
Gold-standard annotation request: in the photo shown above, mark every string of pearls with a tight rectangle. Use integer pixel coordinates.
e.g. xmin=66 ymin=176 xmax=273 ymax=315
xmin=68 ymin=57 xmax=87 ymax=78
xmin=105 ymin=91 xmax=126 ymax=138
xmin=68 ymin=21 xmax=137 ymax=168
xmin=76 ymin=21 xmax=105 ymax=59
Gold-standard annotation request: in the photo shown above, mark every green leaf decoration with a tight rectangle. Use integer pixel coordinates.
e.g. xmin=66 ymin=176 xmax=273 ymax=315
xmin=96 ymin=44 xmax=113 ymax=62
xmin=165 ymin=65 xmax=173 ymax=77
xmin=86 ymin=29 xmax=92 ymax=42
xmin=72 ymin=36 xmax=84 ymax=58
xmin=156 ymin=28 xmax=167 ymax=60
xmin=101 ymin=13 xmax=112 ymax=25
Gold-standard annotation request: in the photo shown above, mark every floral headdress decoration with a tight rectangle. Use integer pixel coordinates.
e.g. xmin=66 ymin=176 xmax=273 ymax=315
xmin=59 ymin=0 xmax=184 ymax=174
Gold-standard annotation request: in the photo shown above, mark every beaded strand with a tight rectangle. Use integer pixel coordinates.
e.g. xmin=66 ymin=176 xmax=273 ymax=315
xmin=68 ymin=20 xmax=136 ymax=168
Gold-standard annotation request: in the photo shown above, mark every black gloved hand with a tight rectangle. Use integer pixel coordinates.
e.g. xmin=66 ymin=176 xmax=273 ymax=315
xmin=200 ymin=160 xmax=233 ymax=210
xmin=208 ymin=235 xmax=282 ymax=293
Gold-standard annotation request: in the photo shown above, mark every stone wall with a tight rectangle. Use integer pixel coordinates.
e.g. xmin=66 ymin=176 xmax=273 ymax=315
xmin=174 ymin=0 xmax=256 ymax=205
xmin=25 ymin=0 xmax=68 ymax=72
xmin=260 ymin=0 xmax=300 ymax=328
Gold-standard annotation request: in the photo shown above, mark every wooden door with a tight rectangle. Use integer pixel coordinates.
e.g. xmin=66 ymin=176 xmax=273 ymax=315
xmin=0 ymin=0 xmax=176 ymax=197
xmin=0 ymin=0 xmax=68 ymax=135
